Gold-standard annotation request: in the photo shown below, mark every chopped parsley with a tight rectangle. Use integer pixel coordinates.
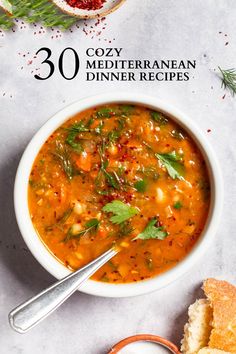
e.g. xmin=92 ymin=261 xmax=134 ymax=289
xmin=102 ymin=200 xmax=139 ymax=225
xmin=155 ymin=151 xmax=185 ymax=180
xmin=134 ymin=179 xmax=147 ymax=193
xmin=133 ymin=218 xmax=168 ymax=241
xmin=173 ymin=201 xmax=183 ymax=209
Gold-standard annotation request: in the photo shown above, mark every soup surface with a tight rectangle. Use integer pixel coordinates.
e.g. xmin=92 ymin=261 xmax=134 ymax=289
xmin=28 ymin=104 xmax=210 ymax=283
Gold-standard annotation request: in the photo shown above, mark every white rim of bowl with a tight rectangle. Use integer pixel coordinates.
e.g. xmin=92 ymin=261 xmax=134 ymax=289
xmin=14 ymin=93 xmax=223 ymax=298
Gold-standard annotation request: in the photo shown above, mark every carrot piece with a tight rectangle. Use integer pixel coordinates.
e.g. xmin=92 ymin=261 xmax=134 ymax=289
xmin=75 ymin=151 xmax=92 ymax=171
xmin=126 ymin=140 xmax=142 ymax=148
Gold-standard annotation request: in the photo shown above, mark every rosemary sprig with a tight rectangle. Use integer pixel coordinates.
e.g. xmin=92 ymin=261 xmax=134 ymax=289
xmin=219 ymin=66 xmax=236 ymax=96
xmin=0 ymin=0 xmax=77 ymax=30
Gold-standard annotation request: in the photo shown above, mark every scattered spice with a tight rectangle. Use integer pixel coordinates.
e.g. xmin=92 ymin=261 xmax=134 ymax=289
xmin=65 ymin=0 xmax=106 ymax=10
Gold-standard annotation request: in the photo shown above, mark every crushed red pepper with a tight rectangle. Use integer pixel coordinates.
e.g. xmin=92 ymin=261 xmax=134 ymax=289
xmin=66 ymin=0 xmax=106 ymax=10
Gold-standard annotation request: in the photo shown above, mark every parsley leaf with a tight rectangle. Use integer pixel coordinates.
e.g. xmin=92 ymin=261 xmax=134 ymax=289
xmin=102 ymin=200 xmax=139 ymax=224
xmin=155 ymin=151 xmax=185 ymax=180
xmin=133 ymin=219 xmax=168 ymax=241
xmin=134 ymin=179 xmax=147 ymax=193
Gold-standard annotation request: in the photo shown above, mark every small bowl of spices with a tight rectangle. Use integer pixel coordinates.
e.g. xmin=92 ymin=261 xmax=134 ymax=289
xmin=52 ymin=0 xmax=126 ymax=18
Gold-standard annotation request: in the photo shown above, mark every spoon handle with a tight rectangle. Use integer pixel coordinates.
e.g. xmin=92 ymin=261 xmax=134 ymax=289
xmin=9 ymin=248 xmax=117 ymax=333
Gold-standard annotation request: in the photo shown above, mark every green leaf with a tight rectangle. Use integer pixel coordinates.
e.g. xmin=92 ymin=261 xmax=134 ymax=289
xmin=173 ymin=201 xmax=183 ymax=209
xmin=155 ymin=151 xmax=185 ymax=180
xmin=96 ymin=107 xmax=116 ymax=118
xmin=65 ymin=121 xmax=91 ymax=153
xmin=53 ymin=141 xmax=74 ymax=180
xmin=102 ymin=200 xmax=139 ymax=225
xmin=150 ymin=111 xmax=168 ymax=125
xmin=65 ymin=218 xmax=100 ymax=242
xmin=134 ymin=179 xmax=147 ymax=193
xmin=134 ymin=219 xmax=168 ymax=241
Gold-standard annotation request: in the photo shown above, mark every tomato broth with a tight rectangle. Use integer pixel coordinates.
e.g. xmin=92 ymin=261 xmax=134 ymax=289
xmin=28 ymin=104 xmax=210 ymax=283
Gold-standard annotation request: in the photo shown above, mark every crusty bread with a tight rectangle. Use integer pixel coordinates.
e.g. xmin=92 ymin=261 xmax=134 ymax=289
xmin=203 ymin=278 xmax=236 ymax=352
xmin=181 ymin=299 xmax=213 ymax=354
xmin=181 ymin=279 xmax=236 ymax=354
xmin=198 ymin=349 xmax=231 ymax=354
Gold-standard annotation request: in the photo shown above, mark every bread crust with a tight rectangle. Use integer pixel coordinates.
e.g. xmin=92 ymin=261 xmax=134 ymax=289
xmin=203 ymin=278 xmax=236 ymax=352
xmin=198 ymin=348 xmax=231 ymax=354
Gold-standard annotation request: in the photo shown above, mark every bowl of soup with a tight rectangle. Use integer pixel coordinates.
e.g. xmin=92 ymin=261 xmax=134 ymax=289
xmin=14 ymin=93 xmax=223 ymax=297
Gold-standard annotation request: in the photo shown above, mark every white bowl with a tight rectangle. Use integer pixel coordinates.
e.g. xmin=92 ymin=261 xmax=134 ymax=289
xmin=14 ymin=93 xmax=223 ymax=298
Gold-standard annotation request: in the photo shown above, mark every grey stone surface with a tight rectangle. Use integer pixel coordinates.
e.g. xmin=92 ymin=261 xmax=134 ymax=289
xmin=0 ymin=0 xmax=236 ymax=353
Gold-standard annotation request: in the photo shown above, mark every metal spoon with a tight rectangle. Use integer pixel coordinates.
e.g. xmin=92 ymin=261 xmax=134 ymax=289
xmin=9 ymin=247 xmax=117 ymax=333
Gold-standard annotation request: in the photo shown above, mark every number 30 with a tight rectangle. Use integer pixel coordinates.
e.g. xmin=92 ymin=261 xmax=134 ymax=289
xmin=35 ymin=47 xmax=80 ymax=80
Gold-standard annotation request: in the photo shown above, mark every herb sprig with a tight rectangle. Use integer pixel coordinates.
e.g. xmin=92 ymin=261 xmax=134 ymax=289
xmin=46 ymin=207 xmax=73 ymax=232
xmin=9 ymin=0 xmax=77 ymax=30
xmin=53 ymin=141 xmax=74 ymax=180
xmin=219 ymin=67 xmax=236 ymax=96
xmin=65 ymin=218 xmax=100 ymax=242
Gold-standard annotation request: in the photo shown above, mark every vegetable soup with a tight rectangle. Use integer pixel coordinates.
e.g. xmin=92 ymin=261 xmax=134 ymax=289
xmin=28 ymin=104 xmax=210 ymax=283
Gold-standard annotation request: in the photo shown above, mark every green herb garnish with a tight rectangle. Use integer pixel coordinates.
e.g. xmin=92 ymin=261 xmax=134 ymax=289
xmin=133 ymin=218 xmax=168 ymax=241
xmin=138 ymin=166 xmax=159 ymax=180
xmin=134 ymin=179 xmax=147 ymax=193
xmin=219 ymin=67 xmax=236 ymax=96
xmin=53 ymin=141 xmax=74 ymax=180
xmin=102 ymin=200 xmax=139 ymax=225
xmin=9 ymin=0 xmax=77 ymax=30
xmin=46 ymin=207 xmax=73 ymax=232
xmin=155 ymin=151 xmax=185 ymax=180
xmin=119 ymin=221 xmax=135 ymax=237
xmin=150 ymin=111 xmax=168 ymax=125
xmin=65 ymin=218 xmax=100 ymax=241
xmin=65 ymin=121 xmax=90 ymax=152
xmin=0 ymin=5 xmax=14 ymax=30
xmin=96 ymin=107 xmax=116 ymax=118
xmin=173 ymin=201 xmax=183 ymax=209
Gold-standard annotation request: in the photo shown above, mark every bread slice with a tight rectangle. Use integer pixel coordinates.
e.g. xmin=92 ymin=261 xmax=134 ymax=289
xmin=181 ymin=299 xmax=213 ymax=354
xmin=181 ymin=279 xmax=236 ymax=354
xmin=203 ymin=278 xmax=236 ymax=352
xmin=198 ymin=349 xmax=231 ymax=354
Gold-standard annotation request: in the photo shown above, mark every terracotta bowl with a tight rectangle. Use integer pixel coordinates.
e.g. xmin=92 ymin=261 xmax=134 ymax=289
xmin=108 ymin=334 xmax=181 ymax=354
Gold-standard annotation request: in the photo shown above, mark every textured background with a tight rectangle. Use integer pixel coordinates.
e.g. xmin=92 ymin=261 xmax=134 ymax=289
xmin=0 ymin=1 xmax=236 ymax=353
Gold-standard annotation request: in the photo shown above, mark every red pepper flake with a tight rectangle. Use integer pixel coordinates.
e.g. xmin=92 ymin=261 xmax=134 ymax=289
xmin=222 ymin=94 xmax=226 ymax=100
xmin=225 ymin=41 xmax=229 ymax=46
xmin=207 ymin=129 xmax=211 ymax=133
xmin=65 ymin=0 xmax=106 ymax=10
